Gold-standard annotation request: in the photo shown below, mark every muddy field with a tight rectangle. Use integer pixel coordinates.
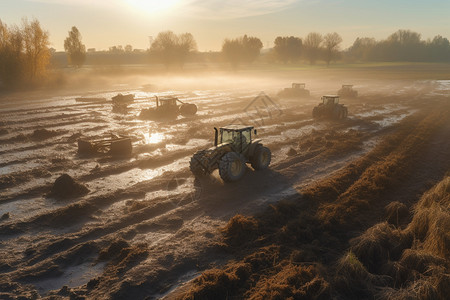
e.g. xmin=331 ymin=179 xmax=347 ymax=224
xmin=0 ymin=72 xmax=449 ymax=299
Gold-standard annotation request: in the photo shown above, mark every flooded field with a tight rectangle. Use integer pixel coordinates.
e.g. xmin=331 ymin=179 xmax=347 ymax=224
xmin=0 ymin=77 xmax=448 ymax=299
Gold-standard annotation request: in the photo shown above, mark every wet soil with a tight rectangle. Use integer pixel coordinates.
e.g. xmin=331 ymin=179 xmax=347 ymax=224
xmin=0 ymin=76 xmax=448 ymax=299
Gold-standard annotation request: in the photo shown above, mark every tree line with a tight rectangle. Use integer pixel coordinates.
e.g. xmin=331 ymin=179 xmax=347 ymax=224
xmin=346 ymin=30 xmax=450 ymax=62
xmin=1 ymin=16 xmax=450 ymax=89
xmin=57 ymin=27 xmax=450 ymax=69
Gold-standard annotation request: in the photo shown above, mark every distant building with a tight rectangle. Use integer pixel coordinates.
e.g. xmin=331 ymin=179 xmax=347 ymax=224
xmin=87 ymin=48 xmax=96 ymax=53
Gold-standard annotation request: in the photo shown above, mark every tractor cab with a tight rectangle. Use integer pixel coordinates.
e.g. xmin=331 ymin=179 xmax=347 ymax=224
xmin=292 ymin=83 xmax=306 ymax=89
xmin=322 ymin=95 xmax=340 ymax=105
xmin=338 ymin=84 xmax=358 ymax=98
xmin=157 ymin=96 xmax=178 ymax=107
xmin=215 ymin=125 xmax=256 ymax=153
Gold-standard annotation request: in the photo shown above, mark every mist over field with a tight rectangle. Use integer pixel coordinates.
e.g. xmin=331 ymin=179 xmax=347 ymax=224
xmin=1 ymin=1 xmax=449 ymax=299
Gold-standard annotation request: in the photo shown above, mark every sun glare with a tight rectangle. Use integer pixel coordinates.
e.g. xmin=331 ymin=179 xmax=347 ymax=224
xmin=125 ymin=0 xmax=181 ymax=15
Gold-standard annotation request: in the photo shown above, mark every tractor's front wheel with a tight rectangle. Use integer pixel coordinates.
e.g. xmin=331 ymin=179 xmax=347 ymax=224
xmin=219 ymin=152 xmax=246 ymax=182
xmin=251 ymin=146 xmax=271 ymax=170
xmin=312 ymin=107 xmax=319 ymax=119
xmin=190 ymin=150 xmax=208 ymax=177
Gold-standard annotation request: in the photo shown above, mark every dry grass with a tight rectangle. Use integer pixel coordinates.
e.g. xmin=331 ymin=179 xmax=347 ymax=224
xmin=385 ymin=201 xmax=410 ymax=226
xmin=245 ymin=264 xmax=330 ymax=300
xmin=316 ymin=109 xmax=447 ymax=229
xmin=350 ymin=222 xmax=408 ymax=273
xmin=405 ymin=176 xmax=450 ymax=259
xmin=348 ymin=176 xmax=449 ymax=299
xmin=298 ymin=129 xmax=363 ymax=154
xmin=221 ymin=214 xmax=259 ymax=247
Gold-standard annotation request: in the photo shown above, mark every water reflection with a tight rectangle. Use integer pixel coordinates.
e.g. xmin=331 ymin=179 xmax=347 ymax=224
xmin=144 ymin=132 xmax=165 ymax=144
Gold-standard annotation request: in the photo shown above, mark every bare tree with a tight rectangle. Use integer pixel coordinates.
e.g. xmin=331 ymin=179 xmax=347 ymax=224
xmin=347 ymin=37 xmax=376 ymax=61
xmin=222 ymin=38 xmax=242 ymax=69
xmin=21 ymin=18 xmax=51 ymax=82
xmin=124 ymin=44 xmax=133 ymax=52
xmin=0 ymin=20 xmax=22 ymax=86
xmin=177 ymin=32 xmax=197 ymax=65
xmin=388 ymin=30 xmax=421 ymax=44
xmin=323 ymin=32 xmax=342 ymax=66
xmin=242 ymin=35 xmax=263 ymax=63
xmin=303 ymin=32 xmax=323 ymax=65
xmin=64 ymin=26 xmax=86 ymax=67
xmin=222 ymin=35 xmax=262 ymax=69
xmin=150 ymin=31 xmax=197 ymax=69
xmin=273 ymin=36 xmax=302 ymax=63
xmin=428 ymin=35 xmax=450 ymax=61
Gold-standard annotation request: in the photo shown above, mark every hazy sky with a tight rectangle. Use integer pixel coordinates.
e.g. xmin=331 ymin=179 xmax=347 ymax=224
xmin=1 ymin=0 xmax=449 ymax=51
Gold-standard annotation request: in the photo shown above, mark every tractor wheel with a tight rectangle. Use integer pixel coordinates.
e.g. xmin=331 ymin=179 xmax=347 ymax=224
xmin=332 ymin=106 xmax=341 ymax=120
xmin=312 ymin=107 xmax=319 ymax=118
xmin=190 ymin=150 xmax=208 ymax=177
xmin=337 ymin=108 xmax=344 ymax=120
xmin=343 ymin=107 xmax=348 ymax=118
xmin=219 ymin=152 xmax=246 ymax=182
xmin=179 ymin=103 xmax=197 ymax=116
xmin=250 ymin=145 xmax=271 ymax=170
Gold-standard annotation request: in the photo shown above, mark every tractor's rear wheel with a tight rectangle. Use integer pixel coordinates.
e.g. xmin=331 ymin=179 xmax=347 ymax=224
xmin=190 ymin=150 xmax=208 ymax=177
xmin=250 ymin=146 xmax=271 ymax=170
xmin=333 ymin=106 xmax=340 ymax=120
xmin=219 ymin=152 xmax=246 ymax=182
xmin=337 ymin=108 xmax=344 ymax=120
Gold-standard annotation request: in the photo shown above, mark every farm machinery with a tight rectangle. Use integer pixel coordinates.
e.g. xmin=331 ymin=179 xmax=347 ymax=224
xmin=278 ymin=83 xmax=310 ymax=98
xmin=190 ymin=125 xmax=271 ymax=182
xmin=337 ymin=85 xmax=358 ymax=98
xmin=112 ymin=93 xmax=135 ymax=113
xmin=313 ymin=95 xmax=348 ymax=120
xmin=78 ymin=133 xmax=132 ymax=156
xmin=139 ymin=96 xmax=197 ymax=120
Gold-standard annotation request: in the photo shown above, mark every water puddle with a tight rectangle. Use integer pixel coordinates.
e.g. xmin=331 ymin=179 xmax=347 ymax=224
xmin=34 ymin=261 xmax=106 ymax=294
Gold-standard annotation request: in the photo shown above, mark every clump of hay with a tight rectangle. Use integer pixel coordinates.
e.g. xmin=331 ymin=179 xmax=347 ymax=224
xmin=350 ymin=222 xmax=408 ymax=273
xmin=385 ymin=201 xmax=409 ymax=226
xmin=287 ymin=147 xmax=297 ymax=156
xmin=221 ymin=214 xmax=259 ymax=246
xmin=47 ymin=174 xmax=89 ymax=199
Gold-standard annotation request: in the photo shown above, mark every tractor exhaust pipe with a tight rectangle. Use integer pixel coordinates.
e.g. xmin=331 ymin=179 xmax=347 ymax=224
xmin=214 ymin=127 xmax=218 ymax=146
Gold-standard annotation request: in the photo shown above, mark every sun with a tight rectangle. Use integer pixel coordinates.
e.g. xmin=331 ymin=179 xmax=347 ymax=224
xmin=124 ymin=0 xmax=181 ymax=15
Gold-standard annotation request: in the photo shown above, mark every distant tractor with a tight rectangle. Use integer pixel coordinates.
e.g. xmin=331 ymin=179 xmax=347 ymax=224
xmin=313 ymin=95 xmax=348 ymax=120
xmin=190 ymin=125 xmax=271 ymax=182
xmin=139 ymin=96 xmax=197 ymax=120
xmin=337 ymin=85 xmax=358 ymax=98
xmin=112 ymin=93 xmax=135 ymax=103
xmin=278 ymin=83 xmax=310 ymax=98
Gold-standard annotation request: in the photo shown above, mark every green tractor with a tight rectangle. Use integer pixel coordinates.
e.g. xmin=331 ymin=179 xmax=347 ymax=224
xmin=312 ymin=95 xmax=348 ymax=120
xmin=190 ymin=125 xmax=271 ymax=182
